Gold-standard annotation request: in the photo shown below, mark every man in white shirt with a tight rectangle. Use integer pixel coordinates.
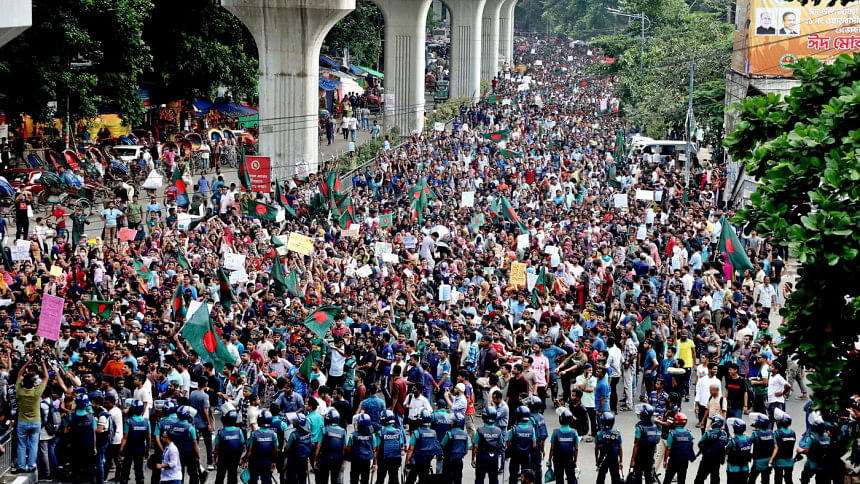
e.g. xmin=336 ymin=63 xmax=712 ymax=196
xmin=405 ymin=385 xmax=432 ymax=428
xmin=419 ymin=233 xmax=437 ymax=268
xmin=132 ymin=374 xmax=153 ymax=419
xmin=766 ymin=362 xmax=790 ymax=429
xmin=695 ymin=363 xmax=721 ymax=427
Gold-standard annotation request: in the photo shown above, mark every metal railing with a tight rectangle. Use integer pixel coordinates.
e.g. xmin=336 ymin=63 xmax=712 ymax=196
xmin=0 ymin=429 xmax=13 ymax=478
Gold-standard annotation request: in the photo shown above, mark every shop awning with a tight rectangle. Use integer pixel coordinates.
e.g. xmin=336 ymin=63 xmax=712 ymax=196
xmin=214 ymin=103 xmax=258 ymax=117
xmin=319 ymin=77 xmax=341 ymax=91
xmin=356 ymin=65 xmax=384 ymax=78
xmin=192 ymin=99 xmax=214 ymax=111
xmin=348 ymin=63 xmax=365 ymax=76
xmin=320 ymin=55 xmax=341 ymax=70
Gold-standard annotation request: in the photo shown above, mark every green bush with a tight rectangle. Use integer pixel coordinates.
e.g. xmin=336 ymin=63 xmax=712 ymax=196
xmin=424 ymin=97 xmax=469 ymax=130
xmin=334 ymin=128 xmax=401 ymax=171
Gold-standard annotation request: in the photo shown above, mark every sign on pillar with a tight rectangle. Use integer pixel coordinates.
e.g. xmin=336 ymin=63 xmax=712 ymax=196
xmin=246 ymin=156 xmax=272 ymax=193
xmin=383 ymin=91 xmax=395 ymax=131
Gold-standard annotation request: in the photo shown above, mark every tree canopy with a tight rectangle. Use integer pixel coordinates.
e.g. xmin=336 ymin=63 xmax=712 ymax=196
xmin=322 ymin=0 xmax=383 ymax=70
xmin=724 ymin=53 xmax=860 ymax=410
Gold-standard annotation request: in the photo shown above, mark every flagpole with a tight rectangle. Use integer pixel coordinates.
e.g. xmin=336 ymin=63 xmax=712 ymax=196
xmin=685 ymin=59 xmax=696 ymax=188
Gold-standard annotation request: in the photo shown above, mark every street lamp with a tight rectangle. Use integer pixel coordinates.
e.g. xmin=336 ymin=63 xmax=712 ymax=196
xmin=606 ymin=7 xmax=650 ymax=83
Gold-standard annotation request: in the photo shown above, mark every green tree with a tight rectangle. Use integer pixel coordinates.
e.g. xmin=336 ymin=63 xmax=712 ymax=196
xmin=724 ymin=53 xmax=860 ymax=410
xmin=323 ymin=0 xmax=383 ymax=69
xmin=0 ymin=0 xmax=153 ymax=126
xmin=144 ymin=0 xmax=258 ymax=104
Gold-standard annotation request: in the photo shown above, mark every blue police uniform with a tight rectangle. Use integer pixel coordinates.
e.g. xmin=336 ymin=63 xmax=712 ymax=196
xmin=405 ymin=426 xmax=441 ymax=484
xmin=213 ymin=426 xmax=245 ymax=484
xmin=773 ymin=427 xmax=796 ymax=484
xmin=169 ymin=421 xmax=200 ymax=484
xmin=507 ymin=422 xmax=536 ymax=484
xmin=70 ymin=409 xmax=97 ymax=484
xmin=318 ymin=425 xmax=346 ymax=484
xmin=530 ymin=413 xmax=549 ymax=479
xmin=376 ymin=424 xmax=403 ymax=484
xmin=726 ymin=434 xmax=753 ymax=484
xmin=630 ymin=421 xmax=660 ymax=484
xmin=693 ymin=427 xmax=728 ymax=484
xmin=441 ymin=427 xmax=471 ymax=484
xmin=285 ymin=428 xmax=314 ymax=484
xmin=664 ymin=428 xmax=695 ymax=484
xmin=596 ymin=429 xmax=622 ymax=484
xmin=749 ymin=428 xmax=775 ymax=484
xmin=121 ymin=415 xmax=151 ymax=484
xmin=474 ymin=425 xmax=504 ymax=484
xmin=550 ymin=425 xmax=578 ymax=484
xmin=248 ymin=428 xmax=278 ymax=484
xmin=348 ymin=429 xmax=378 ymax=484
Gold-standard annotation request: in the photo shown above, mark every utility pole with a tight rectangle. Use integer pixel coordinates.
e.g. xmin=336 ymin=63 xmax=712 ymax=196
xmin=640 ymin=13 xmax=645 ymax=83
xmin=685 ymin=58 xmax=696 ymax=187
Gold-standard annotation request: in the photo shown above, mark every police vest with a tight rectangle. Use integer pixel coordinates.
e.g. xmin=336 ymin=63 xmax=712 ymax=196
xmin=321 ymin=426 xmax=346 ymax=463
xmin=379 ymin=428 xmax=401 ymax=459
xmin=752 ymin=430 xmax=775 ymax=459
xmin=532 ymin=414 xmax=548 ymax=442
xmin=553 ymin=428 xmax=577 ymax=458
xmin=701 ymin=430 xmax=728 ymax=458
xmin=512 ymin=424 xmax=534 ymax=453
xmin=269 ymin=418 xmax=286 ymax=450
xmin=668 ymin=429 xmax=695 ymax=461
xmin=351 ymin=433 xmax=375 ymax=461
xmin=433 ymin=412 xmax=452 ymax=442
xmin=444 ymin=429 xmax=470 ymax=459
xmin=774 ymin=429 xmax=796 ymax=461
xmin=808 ymin=433 xmax=831 ymax=463
xmin=476 ymin=426 xmax=504 ymax=461
xmin=289 ymin=430 xmax=314 ymax=459
xmin=727 ymin=435 xmax=752 ymax=467
xmin=170 ymin=421 xmax=195 ymax=456
xmin=598 ymin=430 xmax=622 ymax=460
xmin=158 ymin=416 xmax=178 ymax=437
xmin=125 ymin=416 xmax=149 ymax=454
xmin=636 ymin=422 xmax=660 ymax=451
xmin=218 ymin=427 xmax=244 ymax=457
xmin=251 ymin=429 xmax=277 ymax=461
xmin=413 ymin=427 xmax=442 ymax=462
xmin=71 ymin=411 xmax=96 ymax=446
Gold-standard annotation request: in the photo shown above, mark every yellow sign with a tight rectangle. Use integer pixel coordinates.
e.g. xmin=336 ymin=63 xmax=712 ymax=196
xmin=287 ymin=232 xmax=314 ymax=256
xmin=510 ymin=262 xmax=527 ymax=287
xmin=49 ymin=266 xmax=62 ymax=277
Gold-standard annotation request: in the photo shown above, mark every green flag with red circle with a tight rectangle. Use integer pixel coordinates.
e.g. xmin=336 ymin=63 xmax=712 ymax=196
xmin=171 ymin=283 xmax=187 ymax=319
xmin=481 ymin=129 xmax=510 ymax=142
xmin=181 ymin=301 xmax=236 ymax=372
xmin=379 ymin=213 xmax=393 ymax=229
xmin=243 ymin=199 xmax=279 ymax=221
xmin=82 ymin=300 xmax=115 ymax=320
xmin=303 ymin=305 xmax=341 ymax=339
xmin=134 ymin=260 xmax=153 ymax=282
xmin=717 ymin=216 xmax=754 ymax=275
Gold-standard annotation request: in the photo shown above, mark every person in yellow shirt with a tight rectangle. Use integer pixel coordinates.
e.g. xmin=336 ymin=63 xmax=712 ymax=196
xmin=676 ymin=332 xmax=696 ymax=402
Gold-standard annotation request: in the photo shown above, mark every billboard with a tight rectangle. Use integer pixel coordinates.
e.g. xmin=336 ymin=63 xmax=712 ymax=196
xmin=245 ymin=156 xmax=271 ymax=193
xmin=732 ymin=0 xmax=860 ymax=76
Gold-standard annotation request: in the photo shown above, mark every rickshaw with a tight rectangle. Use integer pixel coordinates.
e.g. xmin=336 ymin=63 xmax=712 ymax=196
xmin=0 ymin=177 xmax=16 ymax=213
xmin=34 ymin=170 xmax=97 ymax=216
xmin=208 ymin=129 xmax=224 ymax=143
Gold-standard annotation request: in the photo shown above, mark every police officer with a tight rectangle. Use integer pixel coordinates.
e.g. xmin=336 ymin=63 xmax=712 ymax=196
xmin=120 ymin=400 xmax=150 ymax=484
xmin=471 ymin=406 xmax=504 ymax=484
xmin=405 ymin=408 xmax=442 ymax=484
xmin=440 ymin=412 xmax=470 ymax=484
xmin=317 ymin=408 xmax=347 ymax=484
xmin=629 ymin=404 xmax=660 ymax=484
xmin=797 ymin=413 xmax=830 ymax=484
xmin=662 ymin=412 xmax=695 ymax=484
xmin=284 ymin=414 xmax=315 ymax=484
xmin=91 ymin=391 xmax=114 ymax=484
xmin=595 ymin=412 xmax=623 ymax=484
xmin=693 ymin=415 xmax=729 ymax=484
xmin=526 ymin=396 xmax=548 ymax=480
xmin=432 ymin=399 xmax=452 ymax=474
xmin=266 ymin=405 xmax=288 ymax=478
xmin=749 ymin=413 xmax=775 ymax=484
xmin=376 ymin=410 xmax=403 ymax=484
xmin=726 ymin=418 xmax=753 ymax=484
xmin=506 ymin=405 xmax=536 ymax=484
xmin=214 ymin=410 xmax=245 ymax=484
xmin=769 ymin=409 xmax=796 ymax=484
xmin=69 ymin=392 xmax=97 ymax=484
xmin=170 ymin=406 xmax=201 ymax=484
xmin=243 ymin=410 xmax=278 ymax=484
xmin=151 ymin=400 xmax=179 ymax=484
xmin=348 ymin=414 xmax=377 ymax=484
xmin=547 ymin=408 xmax=578 ymax=484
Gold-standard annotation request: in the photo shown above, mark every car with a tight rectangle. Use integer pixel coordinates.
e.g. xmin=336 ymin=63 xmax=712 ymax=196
xmin=111 ymin=145 xmax=152 ymax=164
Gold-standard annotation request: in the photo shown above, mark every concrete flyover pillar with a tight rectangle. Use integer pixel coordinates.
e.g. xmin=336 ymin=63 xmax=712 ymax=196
xmin=222 ymin=0 xmax=355 ymax=178
xmin=480 ymin=0 xmax=503 ymax=82
xmin=498 ymin=0 xmax=517 ymax=68
xmin=0 ymin=0 xmax=32 ymax=48
xmin=446 ymin=0 xmax=486 ymax=101
xmin=372 ymin=0 xmax=432 ymax=135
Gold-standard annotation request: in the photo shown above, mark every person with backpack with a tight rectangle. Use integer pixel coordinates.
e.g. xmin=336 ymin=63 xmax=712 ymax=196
xmin=242 ymin=410 xmax=278 ymax=484
xmin=92 ymin=391 xmax=117 ymax=484
xmin=748 ymin=413 xmax=775 ymax=484
xmin=662 ymin=412 xmax=696 ymax=484
xmin=284 ymin=413 xmax=314 ymax=484
xmin=213 ymin=410 xmax=245 ymax=484
xmin=726 ymin=418 xmax=753 ymax=484
xmin=151 ymin=400 xmax=180 ymax=484
xmin=769 ymin=409 xmax=797 ymax=484
xmin=119 ymin=400 xmax=150 ymax=484
xmin=170 ymin=406 xmax=201 ymax=484
xmin=693 ymin=415 xmax=729 ymax=484
xmin=69 ymin=392 xmax=97 ymax=484
xmin=595 ymin=411 xmax=623 ymax=484
xmin=547 ymin=408 xmax=578 ymax=484
xmin=404 ymin=408 xmax=442 ymax=484
xmin=39 ymin=389 xmax=62 ymax=480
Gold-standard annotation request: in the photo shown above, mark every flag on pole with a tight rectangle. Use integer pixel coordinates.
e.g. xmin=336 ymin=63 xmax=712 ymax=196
xmin=171 ymin=166 xmax=189 ymax=206
xmin=217 ymin=268 xmax=235 ymax=308
xmin=485 ymin=93 xmax=502 ymax=104
xmin=82 ymin=300 xmax=115 ymax=320
xmin=635 ymin=315 xmax=653 ymax=343
xmin=243 ymin=199 xmax=279 ymax=221
xmin=613 ymin=130 xmax=625 ymax=163
xmin=608 ymin=164 xmax=623 ymax=190
xmin=238 ymin=150 xmax=251 ymax=192
xmin=480 ymin=129 xmax=511 ymax=142
xmin=274 ymin=181 xmax=289 ymax=209
xmin=530 ymin=266 xmax=547 ymax=306
xmin=499 ymin=196 xmax=529 ymax=234
xmin=285 ymin=268 xmax=301 ymax=297
xmin=134 ymin=260 xmax=153 ymax=282
xmin=499 ymin=149 xmax=521 ymax=159
xmin=298 ymin=354 xmax=314 ymax=381
xmin=171 ymin=283 xmax=186 ymax=319
xmin=181 ymin=302 xmax=236 ymax=371
xmin=177 ymin=248 xmax=191 ymax=270
xmin=717 ymin=217 xmax=755 ymax=274
xmin=271 ymin=255 xmax=288 ymax=295
xmin=303 ymin=305 xmax=341 ymax=339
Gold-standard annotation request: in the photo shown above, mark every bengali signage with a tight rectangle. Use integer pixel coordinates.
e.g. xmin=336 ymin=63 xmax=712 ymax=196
xmin=245 ymin=156 xmax=271 ymax=193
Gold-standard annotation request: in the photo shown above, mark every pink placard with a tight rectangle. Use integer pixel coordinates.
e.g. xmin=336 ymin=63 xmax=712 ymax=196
xmin=118 ymin=228 xmax=138 ymax=241
xmin=37 ymin=294 xmax=64 ymax=341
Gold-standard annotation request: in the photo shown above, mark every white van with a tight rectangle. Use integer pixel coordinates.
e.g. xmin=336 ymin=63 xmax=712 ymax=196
xmin=627 ymin=136 xmax=692 ymax=162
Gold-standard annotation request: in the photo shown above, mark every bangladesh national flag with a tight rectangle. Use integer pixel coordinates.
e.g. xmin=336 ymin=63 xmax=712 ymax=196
xmin=181 ymin=301 xmax=236 ymax=372
xmin=470 ymin=212 xmax=485 ymax=232
xmin=407 ymin=178 xmax=438 ymax=201
xmin=218 ymin=268 xmax=235 ymax=308
xmin=244 ymin=199 xmax=279 ymax=221
xmin=550 ymin=141 xmax=562 ymax=152
xmin=303 ymin=305 xmax=341 ymax=339
xmin=530 ymin=266 xmax=547 ymax=306
xmin=177 ymin=248 xmax=191 ymax=270
xmin=335 ymin=193 xmax=353 ymax=216
xmin=82 ymin=300 xmax=115 ymax=320
xmin=717 ymin=217 xmax=755 ymax=274
xmin=298 ymin=354 xmax=314 ymax=381
xmin=613 ymin=130 xmax=625 ymax=163
xmin=489 ymin=198 xmax=502 ymax=225
xmin=320 ymin=170 xmax=341 ymax=208
xmin=293 ymin=175 xmax=310 ymax=187
xmin=271 ymin=255 xmax=288 ymax=295
xmin=499 ymin=149 xmax=521 ymax=159
xmin=635 ymin=315 xmax=653 ymax=344
xmin=481 ymin=129 xmax=511 ymax=142
xmin=499 ymin=196 xmax=529 ymax=234
xmin=410 ymin=190 xmax=428 ymax=224
xmin=681 ymin=189 xmax=689 ymax=205
xmin=171 ymin=166 xmax=188 ymax=206
xmin=238 ymin=151 xmax=251 ymax=192
xmin=171 ymin=283 xmax=186 ymax=319
xmin=485 ymin=93 xmax=502 ymax=104
xmin=134 ymin=260 xmax=153 ymax=282
xmin=274 ymin=181 xmax=289 ymax=209
xmin=338 ymin=208 xmax=356 ymax=230
xmin=285 ymin=268 xmax=301 ymax=297
xmin=379 ymin=213 xmax=394 ymax=229
xmin=608 ymin=164 xmax=622 ymax=190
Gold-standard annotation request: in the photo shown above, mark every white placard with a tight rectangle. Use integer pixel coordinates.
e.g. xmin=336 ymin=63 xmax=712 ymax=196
xmin=11 ymin=240 xmax=29 ymax=261
xmin=655 ymin=190 xmax=664 ymax=202
xmin=544 ymin=245 xmax=559 ymax=255
xmin=434 ymin=122 xmax=445 ymax=132
xmin=402 ymin=235 xmax=417 ymax=249
xmin=635 ymin=189 xmax=655 ymax=201
xmin=461 ymin=191 xmax=475 ymax=208
xmin=567 ymin=55 xmax=573 ymax=61
xmin=646 ymin=209 xmax=656 ymax=225
xmin=381 ymin=253 xmax=399 ymax=264
xmin=229 ymin=269 xmax=249 ymax=284
xmin=534 ymin=60 xmax=542 ymax=66
xmin=438 ymin=284 xmax=451 ymax=302
xmin=276 ymin=246 xmax=288 ymax=256
xmin=501 ymin=98 xmax=512 ymax=105
xmin=550 ymin=253 xmax=561 ymax=267
xmin=342 ymin=226 xmax=360 ymax=238
xmin=224 ymin=253 xmax=246 ymax=271
xmin=587 ymin=50 xmax=593 ymax=56
xmin=374 ymin=242 xmax=393 ymax=255
xmin=527 ymin=272 xmax=538 ymax=292
xmin=177 ymin=213 xmax=191 ymax=231
xmin=613 ymin=194 xmax=628 ymax=208
xmin=403 ymin=268 xmax=414 ymax=278
xmin=517 ymin=233 xmax=530 ymax=251
xmin=636 ymin=224 xmax=647 ymax=240
xmin=356 ymin=265 xmax=373 ymax=278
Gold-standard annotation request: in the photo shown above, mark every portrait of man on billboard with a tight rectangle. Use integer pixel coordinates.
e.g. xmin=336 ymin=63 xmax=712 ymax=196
xmin=779 ymin=10 xmax=799 ymax=35
xmin=756 ymin=9 xmax=776 ymax=35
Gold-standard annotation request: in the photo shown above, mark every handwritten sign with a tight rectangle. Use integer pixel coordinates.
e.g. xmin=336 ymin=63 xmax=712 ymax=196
xmin=374 ymin=242 xmax=393 ymax=256
xmin=402 ymin=235 xmax=417 ymax=249
xmin=461 ymin=191 xmax=475 ymax=208
xmin=635 ymin=189 xmax=655 ymax=201
xmin=11 ymin=240 xmax=30 ymax=261
xmin=37 ymin=294 xmax=64 ymax=341
xmin=287 ymin=232 xmax=314 ymax=256
xmin=510 ymin=262 xmax=527 ymax=287
xmin=613 ymin=194 xmax=628 ymax=208
xmin=118 ymin=228 xmax=137 ymax=241
xmin=517 ymin=233 xmax=530 ymax=251
xmin=224 ymin=253 xmax=246 ymax=271
xmin=381 ymin=253 xmax=399 ymax=264
xmin=49 ymin=265 xmax=62 ymax=277
xmin=229 ymin=269 xmax=249 ymax=284
xmin=527 ymin=272 xmax=539 ymax=292
xmin=342 ymin=226 xmax=360 ymax=238
xmin=356 ymin=265 xmax=373 ymax=278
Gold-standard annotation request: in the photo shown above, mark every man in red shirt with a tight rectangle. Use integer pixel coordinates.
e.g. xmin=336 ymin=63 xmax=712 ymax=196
xmin=389 ymin=365 xmax=408 ymax=424
xmin=103 ymin=350 xmax=126 ymax=377
xmin=51 ymin=206 xmax=68 ymax=240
